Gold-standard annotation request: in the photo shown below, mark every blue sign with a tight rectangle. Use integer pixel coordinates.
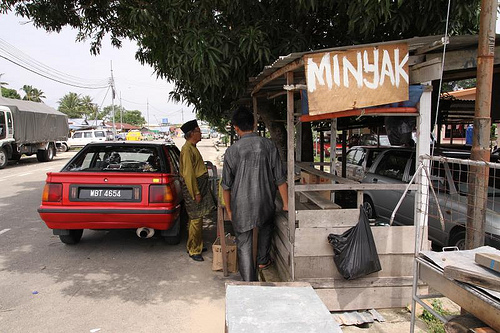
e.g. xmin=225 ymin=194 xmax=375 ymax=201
xmin=161 ymin=118 xmax=169 ymax=124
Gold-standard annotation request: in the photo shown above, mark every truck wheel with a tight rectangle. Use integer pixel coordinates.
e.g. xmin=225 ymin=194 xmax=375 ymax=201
xmin=61 ymin=143 xmax=69 ymax=152
xmin=59 ymin=229 xmax=84 ymax=245
xmin=0 ymin=147 xmax=7 ymax=169
xmin=37 ymin=145 xmax=55 ymax=162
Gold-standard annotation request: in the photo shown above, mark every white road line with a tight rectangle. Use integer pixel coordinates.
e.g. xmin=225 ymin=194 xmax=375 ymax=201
xmin=0 ymin=229 xmax=11 ymax=235
xmin=18 ymin=172 xmax=33 ymax=176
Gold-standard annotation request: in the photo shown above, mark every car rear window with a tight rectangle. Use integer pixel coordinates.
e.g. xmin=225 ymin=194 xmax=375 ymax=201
xmin=63 ymin=145 xmax=168 ymax=173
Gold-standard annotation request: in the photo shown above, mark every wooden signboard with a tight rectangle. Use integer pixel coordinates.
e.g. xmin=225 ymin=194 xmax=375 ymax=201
xmin=304 ymin=43 xmax=409 ymax=115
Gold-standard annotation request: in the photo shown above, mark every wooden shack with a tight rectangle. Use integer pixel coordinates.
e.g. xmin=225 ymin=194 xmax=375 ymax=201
xmin=246 ymin=35 xmax=500 ymax=311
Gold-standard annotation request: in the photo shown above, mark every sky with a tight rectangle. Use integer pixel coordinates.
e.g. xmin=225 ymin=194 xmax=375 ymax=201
xmin=0 ymin=12 xmax=196 ymax=125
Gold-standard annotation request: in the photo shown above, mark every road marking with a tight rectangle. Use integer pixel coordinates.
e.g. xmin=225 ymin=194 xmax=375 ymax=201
xmin=0 ymin=228 xmax=11 ymax=235
xmin=18 ymin=172 xmax=33 ymax=176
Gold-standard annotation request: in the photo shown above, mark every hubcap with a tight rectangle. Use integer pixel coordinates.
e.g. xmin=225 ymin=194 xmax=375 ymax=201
xmin=0 ymin=151 xmax=5 ymax=165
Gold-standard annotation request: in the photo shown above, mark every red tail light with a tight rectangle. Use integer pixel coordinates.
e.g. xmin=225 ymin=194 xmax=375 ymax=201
xmin=42 ymin=183 xmax=63 ymax=202
xmin=149 ymin=185 xmax=174 ymax=203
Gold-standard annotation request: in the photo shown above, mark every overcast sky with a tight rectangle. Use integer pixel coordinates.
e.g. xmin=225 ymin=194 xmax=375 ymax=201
xmin=0 ymin=12 xmax=196 ymax=125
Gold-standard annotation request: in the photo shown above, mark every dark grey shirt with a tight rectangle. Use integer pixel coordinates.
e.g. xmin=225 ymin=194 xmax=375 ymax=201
xmin=221 ymin=133 xmax=286 ymax=233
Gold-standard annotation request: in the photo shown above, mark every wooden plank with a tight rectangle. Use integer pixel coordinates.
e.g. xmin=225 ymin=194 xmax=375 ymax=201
xmin=294 ymin=226 xmax=415 ymax=257
xmin=294 ymin=254 xmax=414 ymax=279
xmin=475 ymin=253 xmax=500 ymax=274
xmin=419 ymin=261 xmax=500 ymax=332
xmin=315 ymin=286 xmax=413 ymax=311
xmin=286 ymin=71 xmax=296 ymax=280
xmin=272 ymin=246 xmax=292 ymax=282
xmin=295 ymin=183 xmax=418 ymax=191
xmin=296 ymin=209 xmax=359 ymax=228
xmin=300 ymin=191 xmax=341 ymax=209
xmin=297 ymin=163 xmax=358 ymax=184
xmin=273 ymin=229 xmax=291 ymax=267
xmin=443 ymin=266 xmax=500 ymax=292
xmin=297 ymin=276 xmax=415 ymax=289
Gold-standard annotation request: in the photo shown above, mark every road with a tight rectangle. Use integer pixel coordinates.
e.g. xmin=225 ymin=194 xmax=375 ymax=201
xmin=0 ymin=137 xmax=232 ymax=333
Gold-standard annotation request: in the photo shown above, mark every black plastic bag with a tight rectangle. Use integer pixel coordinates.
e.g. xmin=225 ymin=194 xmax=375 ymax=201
xmin=327 ymin=206 xmax=382 ymax=280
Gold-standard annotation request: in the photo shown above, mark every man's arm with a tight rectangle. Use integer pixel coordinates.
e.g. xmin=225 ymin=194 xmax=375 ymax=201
xmin=180 ymin=149 xmax=200 ymax=201
xmin=278 ymin=182 xmax=288 ymax=211
xmin=223 ymin=189 xmax=232 ymax=221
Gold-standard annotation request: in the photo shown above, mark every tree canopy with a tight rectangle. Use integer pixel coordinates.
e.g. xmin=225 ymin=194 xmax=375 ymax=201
xmin=21 ymin=84 xmax=45 ymax=102
xmin=104 ymin=105 xmax=146 ymax=126
xmin=1 ymin=0 xmax=480 ymax=128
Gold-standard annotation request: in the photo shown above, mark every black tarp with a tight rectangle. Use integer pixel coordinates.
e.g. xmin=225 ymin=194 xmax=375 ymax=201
xmin=0 ymin=97 xmax=68 ymax=143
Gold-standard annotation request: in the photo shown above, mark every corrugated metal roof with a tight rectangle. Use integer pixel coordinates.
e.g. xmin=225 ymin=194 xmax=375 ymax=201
xmin=248 ymin=35 xmax=484 ymax=92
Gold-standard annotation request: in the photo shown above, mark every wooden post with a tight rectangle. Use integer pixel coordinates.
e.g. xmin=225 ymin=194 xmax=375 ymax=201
xmin=330 ymin=120 xmax=337 ymax=202
xmin=286 ymin=71 xmax=296 ymax=281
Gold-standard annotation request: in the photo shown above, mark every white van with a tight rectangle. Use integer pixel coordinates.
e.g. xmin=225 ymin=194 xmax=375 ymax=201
xmin=68 ymin=129 xmax=107 ymax=147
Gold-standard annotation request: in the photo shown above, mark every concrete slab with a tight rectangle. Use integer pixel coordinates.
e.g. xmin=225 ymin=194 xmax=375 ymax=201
xmin=225 ymin=283 xmax=342 ymax=333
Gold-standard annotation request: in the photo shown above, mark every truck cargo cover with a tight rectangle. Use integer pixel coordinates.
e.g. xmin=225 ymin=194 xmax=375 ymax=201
xmin=0 ymin=97 xmax=69 ymax=143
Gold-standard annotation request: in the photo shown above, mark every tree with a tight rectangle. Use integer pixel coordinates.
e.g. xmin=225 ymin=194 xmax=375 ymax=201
xmin=21 ymin=84 xmax=46 ymax=102
xmin=58 ymin=92 xmax=83 ymax=118
xmin=1 ymin=87 xmax=21 ymax=99
xmin=104 ymin=104 xmax=145 ymax=126
xmin=1 ymin=0 xmax=481 ymax=151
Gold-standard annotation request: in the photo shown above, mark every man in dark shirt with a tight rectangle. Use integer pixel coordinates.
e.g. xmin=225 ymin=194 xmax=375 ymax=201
xmin=221 ymin=106 xmax=288 ymax=281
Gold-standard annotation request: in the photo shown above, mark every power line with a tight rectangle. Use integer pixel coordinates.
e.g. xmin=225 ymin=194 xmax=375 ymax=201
xmin=0 ymin=37 xmax=110 ymax=89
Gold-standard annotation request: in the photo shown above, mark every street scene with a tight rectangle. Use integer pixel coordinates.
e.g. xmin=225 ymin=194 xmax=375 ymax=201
xmin=1 ymin=1 xmax=500 ymax=333
xmin=0 ymin=137 xmax=233 ymax=333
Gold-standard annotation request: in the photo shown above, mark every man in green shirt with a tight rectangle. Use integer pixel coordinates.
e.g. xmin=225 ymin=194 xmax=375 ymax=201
xmin=180 ymin=120 xmax=215 ymax=261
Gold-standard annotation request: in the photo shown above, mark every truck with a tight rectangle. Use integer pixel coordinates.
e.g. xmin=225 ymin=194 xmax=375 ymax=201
xmin=0 ymin=96 xmax=69 ymax=169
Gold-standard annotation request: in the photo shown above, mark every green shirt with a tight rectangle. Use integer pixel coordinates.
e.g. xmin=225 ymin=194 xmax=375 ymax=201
xmin=180 ymin=141 xmax=207 ymax=199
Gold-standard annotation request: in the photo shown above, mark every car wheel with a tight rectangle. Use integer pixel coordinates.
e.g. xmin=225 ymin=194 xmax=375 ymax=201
xmin=0 ymin=147 xmax=7 ymax=169
xmin=59 ymin=229 xmax=84 ymax=245
xmin=61 ymin=143 xmax=69 ymax=152
xmin=164 ymin=232 xmax=181 ymax=245
xmin=363 ymin=196 xmax=376 ymax=219
xmin=449 ymin=230 xmax=466 ymax=250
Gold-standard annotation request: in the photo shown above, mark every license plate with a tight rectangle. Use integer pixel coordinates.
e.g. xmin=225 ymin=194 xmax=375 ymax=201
xmin=79 ymin=188 xmax=133 ymax=200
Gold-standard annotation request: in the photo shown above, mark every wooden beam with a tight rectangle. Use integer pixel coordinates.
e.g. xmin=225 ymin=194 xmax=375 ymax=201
xmin=300 ymin=107 xmax=417 ymax=122
xmin=299 ymin=191 xmax=341 ymax=209
xmin=286 ymin=70 xmax=296 ymax=281
xmin=252 ymin=58 xmax=304 ymax=96
xmin=410 ymin=58 xmax=442 ymax=84
xmin=295 ymin=183 xmax=419 ymax=191
xmin=297 ymin=162 xmax=358 ymax=184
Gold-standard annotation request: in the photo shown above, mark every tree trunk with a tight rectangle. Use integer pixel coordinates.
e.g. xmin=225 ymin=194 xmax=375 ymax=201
xmin=257 ymin=101 xmax=287 ymax=163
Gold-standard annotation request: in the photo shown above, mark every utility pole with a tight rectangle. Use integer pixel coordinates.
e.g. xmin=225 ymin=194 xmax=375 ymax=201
xmin=467 ymin=0 xmax=496 ymax=249
xmin=147 ymin=98 xmax=150 ymax=128
xmin=181 ymin=108 xmax=184 ymax=123
xmin=110 ymin=61 xmax=117 ymax=140
xmin=119 ymin=92 xmax=123 ymax=131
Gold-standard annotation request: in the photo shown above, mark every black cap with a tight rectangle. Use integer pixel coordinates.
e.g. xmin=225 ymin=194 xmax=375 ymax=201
xmin=180 ymin=120 xmax=199 ymax=134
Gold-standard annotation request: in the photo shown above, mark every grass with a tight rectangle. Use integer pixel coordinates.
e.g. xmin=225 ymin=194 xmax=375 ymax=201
xmin=419 ymin=299 xmax=457 ymax=333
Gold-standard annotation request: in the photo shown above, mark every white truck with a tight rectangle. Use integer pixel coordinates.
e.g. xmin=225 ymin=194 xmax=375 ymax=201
xmin=0 ymin=96 xmax=69 ymax=169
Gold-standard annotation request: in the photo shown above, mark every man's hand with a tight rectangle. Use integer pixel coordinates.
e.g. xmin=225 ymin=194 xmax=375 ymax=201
xmin=282 ymin=203 xmax=288 ymax=212
xmin=195 ymin=194 xmax=202 ymax=203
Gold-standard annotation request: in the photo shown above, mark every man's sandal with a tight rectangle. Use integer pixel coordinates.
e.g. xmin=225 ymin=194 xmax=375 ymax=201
xmin=258 ymin=259 xmax=274 ymax=270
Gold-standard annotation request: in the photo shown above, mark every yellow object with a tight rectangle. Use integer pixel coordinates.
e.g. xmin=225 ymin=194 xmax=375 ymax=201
xmin=212 ymin=235 xmax=238 ymax=273
xmin=152 ymin=178 xmax=160 ymax=183
xmin=126 ymin=130 xmax=143 ymax=141
xmin=180 ymin=141 xmax=207 ymax=199
xmin=186 ymin=217 xmax=203 ymax=255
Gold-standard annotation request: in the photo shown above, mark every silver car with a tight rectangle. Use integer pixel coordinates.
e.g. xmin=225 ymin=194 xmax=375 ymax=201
xmin=362 ymin=149 xmax=500 ymax=249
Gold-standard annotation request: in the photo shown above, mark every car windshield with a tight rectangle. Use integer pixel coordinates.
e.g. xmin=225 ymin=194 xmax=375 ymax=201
xmin=63 ymin=145 xmax=166 ymax=173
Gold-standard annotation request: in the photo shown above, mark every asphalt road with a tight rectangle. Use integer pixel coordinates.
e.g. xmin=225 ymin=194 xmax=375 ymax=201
xmin=0 ymin=138 xmax=233 ymax=333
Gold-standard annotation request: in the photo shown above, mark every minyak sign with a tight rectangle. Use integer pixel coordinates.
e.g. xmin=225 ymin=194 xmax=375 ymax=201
xmin=304 ymin=43 xmax=409 ymax=115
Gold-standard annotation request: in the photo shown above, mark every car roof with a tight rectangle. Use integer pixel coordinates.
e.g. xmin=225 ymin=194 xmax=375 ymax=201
xmin=85 ymin=141 xmax=171 ymax=147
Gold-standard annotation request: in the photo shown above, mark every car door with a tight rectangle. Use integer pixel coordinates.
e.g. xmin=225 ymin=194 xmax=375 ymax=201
xmin=364 ymin=150 xmax=414 ymax=225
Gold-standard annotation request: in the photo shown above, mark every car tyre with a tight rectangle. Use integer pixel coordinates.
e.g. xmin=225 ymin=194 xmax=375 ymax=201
xmin=0 ymin=147 xmax=7 ymax=169
xmin=363 ymin=196 xmax=376 ymax=219
xmin=59 ymin=229 xmax=84 ymax=245
xmin=61 ymin=143 xmax=69 ymax=152
xmin=37 ymin=145 xmax=55 ymax=162
xmin=449 ymin=230 xmax=466 ymax=250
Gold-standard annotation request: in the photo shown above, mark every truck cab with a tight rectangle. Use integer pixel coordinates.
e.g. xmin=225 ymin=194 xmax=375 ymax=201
xmin=0 ymin=107 xmax=14 ymax=141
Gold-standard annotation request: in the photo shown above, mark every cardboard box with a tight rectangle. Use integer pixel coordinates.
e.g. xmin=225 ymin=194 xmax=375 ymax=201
xmin=475 ymin=252 xmax=500 ymax=273
xmin=300 ymin=171 xmax=331 ymax=200
xmin=212 ymin=235 xmax=238 ymax=273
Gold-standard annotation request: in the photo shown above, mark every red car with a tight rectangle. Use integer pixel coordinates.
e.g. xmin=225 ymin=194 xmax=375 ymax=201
xmin=38 ymin=142 xmax=185 ymax=245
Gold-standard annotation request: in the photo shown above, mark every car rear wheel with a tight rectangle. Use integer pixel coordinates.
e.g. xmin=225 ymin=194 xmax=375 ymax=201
xmin=0 ymin=147 xmax=7 ymax=169
xmin=363 ymin=196 xmax=376 ymax=219
xmin=59 ymin=229 xmax=84 ymax=245
xmin=449 ymin=230 xmax=465 ymax=250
